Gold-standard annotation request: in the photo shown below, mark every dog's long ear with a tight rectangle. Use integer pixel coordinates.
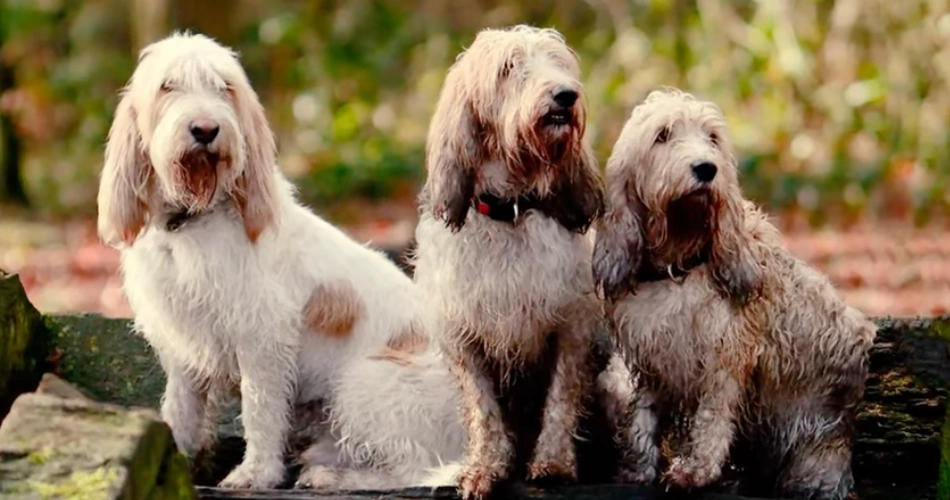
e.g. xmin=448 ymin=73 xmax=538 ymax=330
xmin=549 ymin=145 xmax=604 ymax=233
xmin=97 ymin=92 xmax=152 ymax=248
xmin=592 ymin=152 xmax=645 ymax=301
xmin=230 ymin=79 xmax=279 ymax=244
xmin=422 ymin=68 xmax=479 ymax=232
xmin=709 ymin=187 xmax=764 ymax=306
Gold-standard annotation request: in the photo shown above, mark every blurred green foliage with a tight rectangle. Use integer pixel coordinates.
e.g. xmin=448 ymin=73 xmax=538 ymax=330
xmin=1 ymin=0 xmax=948 ymax=226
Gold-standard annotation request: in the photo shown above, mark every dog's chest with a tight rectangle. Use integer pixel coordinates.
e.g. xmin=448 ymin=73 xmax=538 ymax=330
xmin=613 ymin=275 xmax=726 ymax=397
xmin=121 ymin=220 xmax=290 ymax=375
xmin=415 ymin=213 xmax=590 ymax=354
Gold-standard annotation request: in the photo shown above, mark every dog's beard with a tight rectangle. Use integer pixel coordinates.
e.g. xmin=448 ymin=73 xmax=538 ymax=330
xmin=526 ymin=117 xmax=580 ymax=165
xmin=650 ymin=188 xmax=718 ymax=268
xmin=667 ymin=189 xmax=715 ymax=240
xmin=174 ymin=149 xmax=222 ymax=212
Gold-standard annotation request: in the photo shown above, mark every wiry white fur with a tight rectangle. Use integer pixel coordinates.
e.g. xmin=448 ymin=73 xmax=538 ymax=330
xmin=99 ymin=32 xmax=465 ymax=490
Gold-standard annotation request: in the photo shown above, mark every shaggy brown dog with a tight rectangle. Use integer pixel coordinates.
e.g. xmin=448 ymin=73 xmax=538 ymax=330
xmin=411 ymin=25 xmax=608 ymax=500
xmin=592 ymin=88 xmax=876 ymax=500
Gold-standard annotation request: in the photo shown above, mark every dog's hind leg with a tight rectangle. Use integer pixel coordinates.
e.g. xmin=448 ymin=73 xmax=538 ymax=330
xmin=295 ymin=465 xmax=404 ymax=491
xmin=775 ymin=426 xmax=854 ymax=500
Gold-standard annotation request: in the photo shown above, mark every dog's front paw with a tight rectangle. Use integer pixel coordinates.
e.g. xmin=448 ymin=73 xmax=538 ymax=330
xmin=526 ymin=457 xmax=577 ymax=485
xmin=458 ymin=463 xmax=506 ymax=500
xmin=294 ymin=465 xmax=339 ymax=490
xmin=663 ymin=456 xmax=721 ymax=489
xmin=615 ymin=463 xmax=657 ymax=485
xmin=218 ymin=459 xmax=285 ymax=489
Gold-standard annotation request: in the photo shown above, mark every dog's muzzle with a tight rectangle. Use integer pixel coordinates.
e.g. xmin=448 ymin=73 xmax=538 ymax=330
xmin=691 ymin=161 xmax=718 ymax=183
xmin=543 ymin=87 xmax=579 ymax=126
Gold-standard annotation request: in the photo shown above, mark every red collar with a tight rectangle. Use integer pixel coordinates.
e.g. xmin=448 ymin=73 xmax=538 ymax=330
xmin=472 ymin=193 xmax=543 ymax=224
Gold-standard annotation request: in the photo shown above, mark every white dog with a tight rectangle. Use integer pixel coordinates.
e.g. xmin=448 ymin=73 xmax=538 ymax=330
xmin=97 ymin=32 xmax=464 ymax=490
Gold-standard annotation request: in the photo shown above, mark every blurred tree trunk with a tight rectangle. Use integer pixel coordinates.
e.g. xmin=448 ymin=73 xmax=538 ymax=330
xmin=128 ymin=0 xmax=238 ymax=52
xmin=130 ymin=0 xmax=170 ymax=52
xmin=0 ymin=38 xmax=28 ymax=206
xmin=171 ymin=0 xmax=238 ymax=47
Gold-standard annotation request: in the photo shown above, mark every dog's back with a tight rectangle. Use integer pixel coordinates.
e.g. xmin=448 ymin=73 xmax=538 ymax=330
xmin=743 ymin=203 xmax=875 ymax=401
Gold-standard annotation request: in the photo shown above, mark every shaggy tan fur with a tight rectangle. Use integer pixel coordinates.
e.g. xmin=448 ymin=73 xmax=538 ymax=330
xmin=302 ymin=281 xmax=365 ymax=338
xmin=412 ymin=25 xmax=605 ymax=500
xmin=592 ymin=88 xmax=876 ymax=500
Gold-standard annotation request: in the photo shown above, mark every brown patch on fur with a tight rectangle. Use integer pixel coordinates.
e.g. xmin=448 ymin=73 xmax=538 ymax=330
xmin=369 ymin=321 xmax=429 ymax=366
xmin=386 ymin=321 xmax=429 ymax=353
xmin=302 ymin=281 xmax=364 ymax=338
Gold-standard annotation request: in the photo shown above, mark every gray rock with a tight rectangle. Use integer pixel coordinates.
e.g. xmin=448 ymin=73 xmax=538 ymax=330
xmin=35 ymin=372 xmax=93 ymax=402
xmin=0 ymin=392 xmax=196 ymax=499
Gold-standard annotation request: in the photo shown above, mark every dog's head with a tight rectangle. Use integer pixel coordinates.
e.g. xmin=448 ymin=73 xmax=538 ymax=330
xmin=97 ymin=32 xmax=278 ymax=248
xmin=593 ymin=88 xmax=763 ymax=303
xmin=422 ymin=24 xmax=603 ymax=233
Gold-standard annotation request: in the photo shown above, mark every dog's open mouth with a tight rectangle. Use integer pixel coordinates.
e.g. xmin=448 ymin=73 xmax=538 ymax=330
xmin=543 ymin=109 xmax=573 ymax=126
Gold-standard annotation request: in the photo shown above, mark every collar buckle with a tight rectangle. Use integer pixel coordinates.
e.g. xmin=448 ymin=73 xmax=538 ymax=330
xmin=667 ymin=264 xmax=688 ymax=285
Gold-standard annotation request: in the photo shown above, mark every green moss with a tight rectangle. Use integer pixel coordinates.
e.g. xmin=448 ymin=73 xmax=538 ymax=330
xmin=150 ymin=441 xmax=198 ymax=500
xmin=124 ymin=420 xmax=172 ymax=499
xmin=45 ymin=314 xmax=164 ymax=408
xmin=932 ymin=316 xmax=950 ymax=341
xmin=27 ymin=466 xmax=120 ymax=499
xmin=26 ymin=447 xmax=54 ymax=465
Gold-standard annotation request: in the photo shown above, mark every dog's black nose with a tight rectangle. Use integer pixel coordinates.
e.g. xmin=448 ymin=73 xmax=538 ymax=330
xmin=553 ymin=88 xmax=579 ymax=108
xmin=691 ymin=161 xmax=718 ymax=183
xmin=190 ymin=120 xmax=220 ymax=145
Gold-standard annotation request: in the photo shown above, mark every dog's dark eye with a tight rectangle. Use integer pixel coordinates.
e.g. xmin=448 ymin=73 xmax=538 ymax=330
xmin=655 ymin=127 xmax=670 ymax=144
xmin=709 ymin=131 xmax=721 ymax=146
xmin=159 ymin=81 xmax=174 ymax=93
xmin=222 ymin=83 xmax=235 ymax=97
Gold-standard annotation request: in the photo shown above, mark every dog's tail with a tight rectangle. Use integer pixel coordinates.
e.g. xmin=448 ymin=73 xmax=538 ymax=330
xmin=417 ymin=461 xmax=463 ymax=488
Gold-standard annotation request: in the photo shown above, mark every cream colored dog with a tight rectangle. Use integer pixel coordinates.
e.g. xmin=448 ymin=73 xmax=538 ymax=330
xmin=592 ymin=88 xmax=876 ymax=499
xmin=97 ymin=32 xmax=465 ymax=490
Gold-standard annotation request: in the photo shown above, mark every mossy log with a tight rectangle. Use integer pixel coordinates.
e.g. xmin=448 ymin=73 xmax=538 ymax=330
xmin=3 ymin=270 xmax=950 ymax=498
xmin=0 ymin=273 xmax=51 ymax=422
xmin=0 ymin=381 xmax=197 ymax=500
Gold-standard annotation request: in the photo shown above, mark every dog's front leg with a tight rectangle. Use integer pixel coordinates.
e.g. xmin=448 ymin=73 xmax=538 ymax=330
xmin=219 ymin=338 xmax=298 ymax=489
xmin=616 ymin=380 xmax=661 ymax=484
xmin=527 ymin=316 xmax=593 ymax=484
xmin=664 ymin=368 xmax=741 ymax=489
xmin=452 ymin=348 xmax=513 ymax=500
xmin=160 ymin=362 xmax=209 ymax=459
